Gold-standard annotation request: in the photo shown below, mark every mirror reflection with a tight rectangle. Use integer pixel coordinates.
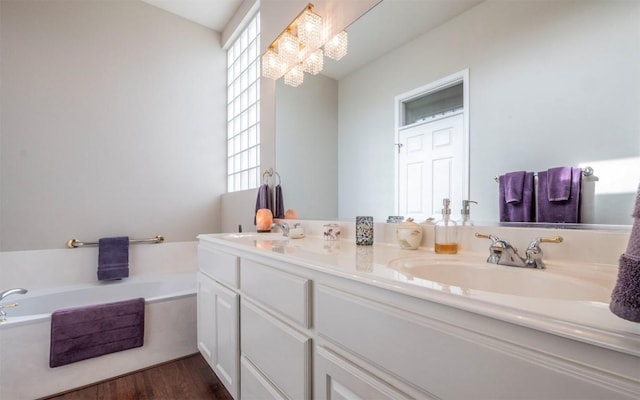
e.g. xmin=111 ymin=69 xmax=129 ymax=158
xmin=276 ymin=0 xmax=640 ymax=226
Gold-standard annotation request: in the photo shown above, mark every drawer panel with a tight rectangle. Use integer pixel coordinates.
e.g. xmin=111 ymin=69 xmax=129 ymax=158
xmin=198 ymin=244 xmax=239 ymax=288
xmin=241 ymin=299 xmax=311 ymax=400
xmin=316 ymin=285 xmax=632 ymax=399
xmin=241 ymin=356 xmax=287 ymax=400
xmin=314 ymin=346 xmax=414 ymax=400
xmin=240 ymin=259 xmax=310 ymax=327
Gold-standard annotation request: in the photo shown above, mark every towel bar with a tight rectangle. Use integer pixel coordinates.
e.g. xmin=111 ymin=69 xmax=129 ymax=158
xmin=493 ymin=166 xmax=594 ymax=182
xmin=66 ymin=235 xmax=164 ymax=249
xmin=262 ymin=167 xmax=281 ymax=185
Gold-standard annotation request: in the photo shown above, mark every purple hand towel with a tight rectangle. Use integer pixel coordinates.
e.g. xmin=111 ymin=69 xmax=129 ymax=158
xmin=547 ymin=166 xmax=573 ymax=201
xmin=98 ymin=236 xmax=129 ymax=281
xmin=254 ymin=183 xmax=273 ymax=225
xmin=537 ymin=167 xmax=582 ymax=223
xmin=610 ymin=183 xmax=640 ymax=322
xmin=504 ymin=171 xmax=526 ymax=203
xmin=499 ymin=172 xmax=535 ymax=222
xmin=274 ymin=184 xmax=285 ymax=219
xmin=50 ymin=298 xmax=145 ymax=367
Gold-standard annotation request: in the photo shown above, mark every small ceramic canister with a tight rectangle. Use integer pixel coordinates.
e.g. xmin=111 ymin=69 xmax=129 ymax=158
xmin=323 ymin=224 xmax=341 ymax=241
xmin=396 ymin=218 xmax=423 ymax=250
xmin=355 ymin=216 xmax=374 ymax=246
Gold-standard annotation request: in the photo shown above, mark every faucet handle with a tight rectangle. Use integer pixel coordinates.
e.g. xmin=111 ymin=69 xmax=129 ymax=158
xmin=475 ymin=232 xmax=512 ymax=249
xmin=525 ymin=236 xmax=563 ymax=269
xmin=528 ymin=236 xmax=563 ymax=248
xmin=475 ymin=232 xmax=501 ymax=244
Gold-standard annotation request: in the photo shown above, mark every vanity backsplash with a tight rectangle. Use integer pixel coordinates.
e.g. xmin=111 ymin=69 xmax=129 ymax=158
xmin=275 ymin=219 xmax=630 ymax=267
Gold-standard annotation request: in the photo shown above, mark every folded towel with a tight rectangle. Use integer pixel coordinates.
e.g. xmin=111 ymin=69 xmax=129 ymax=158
xmin=98 ymin=237 xmax=129 ymax=281
xmin=274 ymin=184 xmax=285 ymax=219
xmin=254 ymin=184 xmax=272 ymax=225
xmin=504 ymin=171 xmax=526 ymax=203
xmin=610 ymin=183 xmax=640 ymax=323
xmin=537 ymin=167 xmax=582 ymax=223
xmin=50 ymin=298 xmax=145 ymax=367
xmin=499 ymin=172 xmax=535 ymax=222
xmin=547 ymin=166 xmax=573 ymax=201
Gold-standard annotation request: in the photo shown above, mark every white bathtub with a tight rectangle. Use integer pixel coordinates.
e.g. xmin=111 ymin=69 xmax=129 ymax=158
xmin=0 ymin=271 xmax=197 ymax=400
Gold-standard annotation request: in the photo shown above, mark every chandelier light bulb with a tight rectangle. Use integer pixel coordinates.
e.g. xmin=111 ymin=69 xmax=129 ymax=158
xmin=324 ymin=30 xmax=348 ymax=61
xmin=278 ymin=30 xmax=300 ymax=66
xmin=302 ymin=48 xmax=324 ymax=75
xmin=262 ymin=49 xmax=285 ymax=80
xmin=284 ymin=65 xmax=304 ymax=87
xmin=298 ymin=8 xmax=323 ymax=49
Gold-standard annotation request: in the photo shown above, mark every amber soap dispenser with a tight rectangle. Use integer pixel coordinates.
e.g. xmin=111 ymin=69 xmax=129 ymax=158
xmin=434 ymin=198 xmax=459 ymax=254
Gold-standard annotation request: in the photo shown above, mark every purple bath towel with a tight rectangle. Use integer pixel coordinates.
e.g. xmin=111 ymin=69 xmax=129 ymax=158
xmin=610 ymin=183 xmax=640 ymax=322
xmin=98 ymin=236 xmax=129 ymax=281
xmin=50 ymin=298 xmax=145 ymax=367
xmin=547 ymin=166 xmax=573 ymax=201
xmin=537 ymin=167 xmax=582 ymax=223
xmin=504 ymin=171 xmax=526 ymax=203
xmin=274 ymin=184 xmax=285 ymax=219
xmin=499 ymin=172 xmax=535 ymax=222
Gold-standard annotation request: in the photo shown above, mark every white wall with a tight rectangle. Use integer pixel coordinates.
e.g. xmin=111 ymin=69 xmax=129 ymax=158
xmin=276 ymin=74 xmax=339 ymax=219
xmin=338 ymin=0 xmax=640 ymax=224
xmin=0 ymin=0 xmax=227 ymax=251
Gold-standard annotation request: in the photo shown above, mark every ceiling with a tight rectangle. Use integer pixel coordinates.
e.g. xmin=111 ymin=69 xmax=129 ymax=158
xmin=140 ymin=0 xmax=243 ymax=31
xmin=141 ymin=0 xmax=483 ymax=80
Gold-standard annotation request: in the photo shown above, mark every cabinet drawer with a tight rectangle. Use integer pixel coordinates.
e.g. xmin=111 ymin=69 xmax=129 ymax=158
xmin=198 ymin=244 xmax=239 ymax=288
xmin=315 ymin=346 xmax=414 ymax=400
xmin=316 ymin=285 xmax=632 ymax=399
xmin=241 ymin=299 xmax=311 ymax=400
xmin=240 ymin=259 xmax=310 ymax=327
xmin=241 ymin=356 xmax=287 ymax=400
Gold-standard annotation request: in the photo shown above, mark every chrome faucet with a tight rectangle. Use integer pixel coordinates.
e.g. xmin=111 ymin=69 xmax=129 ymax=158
xmin=475 ymin=233 xmax=563 ymax=269
xmin=0 ymin=288 xmax=28 ymax=301
xmin=0 ymin=288 xmax=27 ymax=323
xmin=270 ymin=222 xmax=290 ymax=237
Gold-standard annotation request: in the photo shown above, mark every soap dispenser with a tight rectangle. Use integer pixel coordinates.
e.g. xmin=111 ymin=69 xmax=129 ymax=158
xmin=434 ymin=198 xmax=459 ymax=254
xmin=460 ymin=200 xmax=478 ymax=226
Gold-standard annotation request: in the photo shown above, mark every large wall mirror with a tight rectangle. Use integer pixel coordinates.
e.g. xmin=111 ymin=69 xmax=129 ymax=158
xmin=275 ymin=0 xmax=640 ymax=227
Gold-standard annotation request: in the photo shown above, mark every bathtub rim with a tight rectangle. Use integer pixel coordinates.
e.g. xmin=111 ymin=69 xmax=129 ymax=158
xmin=0 ymin=270 xmax=196 ymax=329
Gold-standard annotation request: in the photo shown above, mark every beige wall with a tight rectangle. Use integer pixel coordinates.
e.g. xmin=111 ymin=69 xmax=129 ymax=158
xmin=0 ymin=0 xmax=227 ymax=250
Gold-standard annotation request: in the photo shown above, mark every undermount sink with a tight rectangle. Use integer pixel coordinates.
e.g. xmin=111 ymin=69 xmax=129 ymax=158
xmin=387 ymin=256 xmax=614 ymax=302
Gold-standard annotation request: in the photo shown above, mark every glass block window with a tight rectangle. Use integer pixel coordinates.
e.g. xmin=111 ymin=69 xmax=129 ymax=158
xmin=227 ymin=12 xmax=260 ymax=192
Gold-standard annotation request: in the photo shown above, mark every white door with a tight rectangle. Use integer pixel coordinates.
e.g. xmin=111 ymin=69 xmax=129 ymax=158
xmin=398 ymin=112 xmax=464 ymax=220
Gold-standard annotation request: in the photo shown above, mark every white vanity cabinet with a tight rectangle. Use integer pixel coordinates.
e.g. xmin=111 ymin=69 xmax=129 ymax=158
xmin=197 ymin=235 xmax=640 ymax=400
xmin=197 ymin=244 xmax=240 ymax=400
xmin=239 ymin=258 xmax=313 ymax=399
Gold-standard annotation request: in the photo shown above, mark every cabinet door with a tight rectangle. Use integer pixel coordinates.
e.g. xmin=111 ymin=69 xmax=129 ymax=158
xmin=241 ymin=299 xmax=311 ymax=400
xmin=197 ymin=273 xmax=239 ymax=399
xmin=315 ymin=346 xmax=414 ymax=400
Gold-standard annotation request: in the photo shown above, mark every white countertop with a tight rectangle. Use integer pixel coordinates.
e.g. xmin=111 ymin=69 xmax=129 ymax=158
xmin=198 ymin=232 xmax=640 ymax=356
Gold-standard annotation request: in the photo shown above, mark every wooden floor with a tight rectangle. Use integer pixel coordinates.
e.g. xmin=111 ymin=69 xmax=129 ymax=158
xmin=42 ymin=353 xmax=233 ymax=400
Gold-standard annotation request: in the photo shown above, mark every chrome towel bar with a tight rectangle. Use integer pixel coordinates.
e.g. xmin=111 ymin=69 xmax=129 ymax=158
xmin=66 ymin=235 xmax=164 ymax=249
xmin=493 ymin=166 xmax=594 ymax=182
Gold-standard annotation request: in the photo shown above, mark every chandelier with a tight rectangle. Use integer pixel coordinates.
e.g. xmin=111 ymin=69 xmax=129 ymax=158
xmin=261 ymin=3 xmax=348 ymax=87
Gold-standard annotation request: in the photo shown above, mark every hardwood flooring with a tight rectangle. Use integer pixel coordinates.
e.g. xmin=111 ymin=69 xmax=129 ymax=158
xmin=41 ymin=353 xmax=233 ymax=400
